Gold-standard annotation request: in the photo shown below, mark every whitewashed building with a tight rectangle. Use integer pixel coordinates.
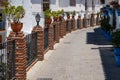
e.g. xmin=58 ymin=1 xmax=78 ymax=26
xmin=0 ymin=0 xmax=106 ymax=43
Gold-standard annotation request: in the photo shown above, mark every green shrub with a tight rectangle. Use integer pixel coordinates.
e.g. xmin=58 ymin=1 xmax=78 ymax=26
xmin=112 ymin=30 xmax=120 ymax=47
xmin=100 ymin=17 xmax=111 ymax=33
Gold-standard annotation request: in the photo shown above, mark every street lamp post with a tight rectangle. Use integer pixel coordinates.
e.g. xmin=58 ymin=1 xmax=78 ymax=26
xmin=35 ymin=13 xmax=41 ymax=26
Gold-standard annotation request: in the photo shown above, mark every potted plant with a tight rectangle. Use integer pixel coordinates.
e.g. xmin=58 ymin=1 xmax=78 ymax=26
xmin=112 ymin=30 xmax=120 ymax=66
xmin=100 ymin=15 xmax=112 ymax=41
xmin=51 ymin=9 xmax=64 ymax=21
xmin=78 ymin=14 xmax=81 ymax=19
xmin=71 ymin=10 xmax=76 ymax=18
xmin=2 ymin=2 xmax=25 ymax=33
xmin=44 ymin=9 xmax=52 ymax=24
xmin=58 ymin=9 xmax=64 ymax=21
xmin=51 ymin=11 xmax=58 ymax=21
xmin=65 ymin=12 xmax=70 ymax=19
xmin=112 ymin=30 xmax=120 ymax=55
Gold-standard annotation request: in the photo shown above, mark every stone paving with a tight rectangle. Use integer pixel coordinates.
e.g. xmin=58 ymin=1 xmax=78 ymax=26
xmin=27 ymin=26 xmax=120 ymax=80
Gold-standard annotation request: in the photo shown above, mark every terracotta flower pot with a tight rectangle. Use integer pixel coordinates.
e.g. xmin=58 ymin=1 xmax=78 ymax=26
xmin=45 ymin=18 xmax=52 ymax=24
xmin=53 ymin=17 xmax=58 ymax=21
xmin=59 ymin=16 xmax=62 ymax=21
xmin=72 ymin=15 xmax=75 ymax=19
xmin=11 ymin=22 xmax=23 ymax=33
xmin=67 ymin=16 xmax=70 ymax=19
xmin=78 ymin=15 xmax=81 ymax=19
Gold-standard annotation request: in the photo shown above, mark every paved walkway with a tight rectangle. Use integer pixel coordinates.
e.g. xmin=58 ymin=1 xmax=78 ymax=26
xmin=27 ymin=26 xmax=120 ymax=80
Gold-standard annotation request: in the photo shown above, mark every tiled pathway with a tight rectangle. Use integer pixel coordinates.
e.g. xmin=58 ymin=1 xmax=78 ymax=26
xmin=27 ymin=26 xmax=120 ymax=80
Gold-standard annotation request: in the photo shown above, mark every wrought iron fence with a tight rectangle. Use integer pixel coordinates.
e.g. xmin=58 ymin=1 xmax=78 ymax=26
xmin=88 ymin=18 xmax=90 ymax=26
xmin=0 ymin=40 xmax=16 ymax=80
xmin=26 ymin=32 xmax=38 ymax=67
xmin=71 ymin=20 xmax=74 ymax=29
xmin=94 ymin=17 xmax=96 ymax=25
xmin=66 ymin=20 xmax=69 ymax=32
xmin=53 ymin=25 xmax=56 ymax=42
xmin=44 ymin=27 xmax=49 ymax=50
xmin=59 ymin=23 xmax=62 ymax=37
xmin=77 ymin=19 xmax=81 ymax=29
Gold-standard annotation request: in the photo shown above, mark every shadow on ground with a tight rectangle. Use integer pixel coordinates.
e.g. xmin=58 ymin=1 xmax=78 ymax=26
xmin=87 ymin=27 xmax=120 ymax=80
xmin=87 ymin=27 xmax=112 ymax=45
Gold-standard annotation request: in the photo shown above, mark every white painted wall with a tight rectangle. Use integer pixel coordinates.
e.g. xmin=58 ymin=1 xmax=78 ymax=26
xmin=50 ymin=0 xmax=101 ymax=19
xmin=7 ymin=0 xmax=34 ymax=36
xmin=116 ymin=11 xmax=120 ymax=29
xmin=7 ymin=0 xmax=44 ymax=36
xmin=6 ymin=0 xmax=102 ymax=36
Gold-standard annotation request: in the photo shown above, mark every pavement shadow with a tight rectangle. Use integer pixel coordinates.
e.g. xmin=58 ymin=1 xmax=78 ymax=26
xmin=88 ymin=27 xmax=120 ymax=80
xmin=99 ymin=47 xmax=120 ymax=80
xmin=87 ymin=27 xmax=112 ymax=45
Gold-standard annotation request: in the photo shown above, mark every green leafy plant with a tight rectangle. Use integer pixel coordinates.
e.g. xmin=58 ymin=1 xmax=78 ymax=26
xmin=57 ymin=9 xmax=64 ymax=16
xmin=71 ymin=10 xmax=76 ymax=16
xmin=65 ymin=12 xmax=70 ymax=16
xmin=51 ymin=9 xmax=64 ymax=17
xmin=51 ymin=11 xmax=58 ymax=17
xmin=96 ymin=12 xmax=100 ymax=15
xmin=112 ymin=30 xmax=120 ymax=47
xmin=100 ymin=17 xmax=111 ymax=32
xmin=44 ymin=9 xmax=52 ymax=18
xmin=2 ymin=2 xmax=25 ymax=23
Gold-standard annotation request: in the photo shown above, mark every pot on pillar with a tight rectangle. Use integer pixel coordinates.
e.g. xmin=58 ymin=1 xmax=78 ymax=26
xmin=44 ymin=9 xmax=52 ymax=24
xmin=77 ymin=15 xmax=82 ymax=29
xmin=67 ymin=15 xmax=70 ymax=19
xmin=2 ymin=2 xmax=25 ymax=33
xmin=45 ymin=18 xmax=52 ymax=24
xmin=83 ymin=14 xmax=87 ymax=28
xmin=11 ymin=23 xmax=23 ymax=33
xmin=71 ymin=15 xmax=76 ymax=30
xmin=53 ymin=17 xmax=58 ymax=22
xmin=90 ymin=13 xmax=94 ymax=27
xmin=3 ymin=2 xmax=27 ymax=79
xmin=66 ymin=12 xmax=70 ymax=19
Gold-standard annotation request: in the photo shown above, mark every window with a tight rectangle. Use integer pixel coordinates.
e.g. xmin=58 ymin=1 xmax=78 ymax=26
xmin=43 ymin=0 xmax=50 ymax=11
xmin=0 ymin=0 xmax=8 ymax=7
xmin=70 ymin=0 xmax=76 ymax=6
xmin=0 ymin=12 xmax=5 ymax=30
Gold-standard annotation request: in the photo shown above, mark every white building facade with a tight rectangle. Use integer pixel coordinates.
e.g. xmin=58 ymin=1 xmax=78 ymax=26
xmin=0 ymin=0 xmax=104 ymax=42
